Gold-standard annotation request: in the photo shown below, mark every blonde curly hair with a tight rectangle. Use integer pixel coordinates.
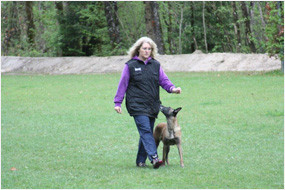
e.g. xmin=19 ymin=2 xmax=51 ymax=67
xmin=127 ymin=37 xmax=158 ymax=59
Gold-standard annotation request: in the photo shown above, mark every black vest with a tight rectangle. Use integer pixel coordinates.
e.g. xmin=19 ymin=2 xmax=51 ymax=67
xmin=126 ymin=59 xmax=161 ymax=118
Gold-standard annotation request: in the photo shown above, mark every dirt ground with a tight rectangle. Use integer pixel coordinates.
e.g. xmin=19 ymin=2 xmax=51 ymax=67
xmin=1 ymin=52 xmax=281 ymax=74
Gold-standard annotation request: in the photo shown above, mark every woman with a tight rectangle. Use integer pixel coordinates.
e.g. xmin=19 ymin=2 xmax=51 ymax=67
xmin=114 ymin=37 xmax=181 ymax=169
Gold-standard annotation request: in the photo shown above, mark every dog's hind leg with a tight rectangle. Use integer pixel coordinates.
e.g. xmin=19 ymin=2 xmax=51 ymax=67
xmin=177 ymin=143 xmax=184 ymax=168
xmin=153 ymin=124 xmax=163 ymax=147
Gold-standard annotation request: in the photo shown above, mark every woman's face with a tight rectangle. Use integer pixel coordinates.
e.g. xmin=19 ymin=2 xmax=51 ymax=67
xmin=138 ymin=42 xmax=152 ymax=61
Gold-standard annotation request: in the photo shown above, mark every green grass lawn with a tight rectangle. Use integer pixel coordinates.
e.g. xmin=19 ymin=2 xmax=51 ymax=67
xmin=1 ymin=71 xmax=284 ymax=189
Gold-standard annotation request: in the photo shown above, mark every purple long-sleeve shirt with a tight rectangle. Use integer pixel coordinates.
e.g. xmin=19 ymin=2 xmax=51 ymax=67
xmin=114 ymin=57 xmax=175 ymax=107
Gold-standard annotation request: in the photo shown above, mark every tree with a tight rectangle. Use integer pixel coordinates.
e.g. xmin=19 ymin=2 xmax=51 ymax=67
xmin=162 ymin=2 xmax=175 ymax=54
xmin=208 ymin=2 xmax=234 ymax=52
xmin=61 ymin=2 xmax=83 ymax=56
xmin=232 ymin=1 xmax=241 ymax=52
xmin=1 ymin=2 xmax=26 ymax=56
xmin=104 ymin=1 xmax=121 ymax=49
xmin=179 ymin=3 xmax=184 ymax=54
xmin=25 ymin=1 xmax=35 ymax=47
xmin=2 ymin=2 xmax=18 ymax=55
xmin=241 ymin=1 xmax=257 ymax=53
xmin=144 ymin=1 xmax=165 ymax=54
xmin=249 ymin=1 xmax=266 ymax=52
xmin=202 ymin=1 xmax=208 ymax=53
xmin=54 ymin=2 xmax=110 ymax=56
xmin=79 ymin=2 xmax=109 ymax=56
xmin=257 ymin=2 xmax=268 ymax=44
xmin=1 ymin=1 xmax=283 ymax=58
xmin=265 ymin=1 xmax=284 ymax=72
xmin=190 ymin=2 xmax=198 ymax=51
xmin=54 ymin=1 xmax=64 ymax=56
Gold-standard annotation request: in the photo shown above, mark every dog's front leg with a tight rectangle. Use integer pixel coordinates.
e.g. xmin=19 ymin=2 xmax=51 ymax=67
xmin=165 ymin=145 xmax=170 ymax=165
xmin=162 ymin=145 xmax=169 ymax=165
xmin=177 ymin=143 xmax=184 ymax=168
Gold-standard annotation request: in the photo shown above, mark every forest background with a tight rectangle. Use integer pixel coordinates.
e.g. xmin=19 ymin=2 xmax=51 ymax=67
xmin=1 ymin=1 xmax=284 ymax=62
xmin=1 ymin=2 xmax=284 ymax=189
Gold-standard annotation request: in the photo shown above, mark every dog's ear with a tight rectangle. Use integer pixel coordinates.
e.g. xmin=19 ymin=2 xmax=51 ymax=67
xmin=173 ymin=107 xmax=182 ymax=117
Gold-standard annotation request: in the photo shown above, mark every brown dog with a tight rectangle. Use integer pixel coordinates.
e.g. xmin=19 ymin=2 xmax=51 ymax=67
xmin=153 ymin=105 xmax=184 ymax=167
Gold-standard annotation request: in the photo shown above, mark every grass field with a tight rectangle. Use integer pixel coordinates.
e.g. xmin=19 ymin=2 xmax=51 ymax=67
xmin=1 ymin=71 xmax=284 ymax=189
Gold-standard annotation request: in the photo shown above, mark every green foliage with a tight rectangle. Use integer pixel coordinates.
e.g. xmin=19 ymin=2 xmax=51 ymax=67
xmin=265 ymin=2 xmax=284 ymax=61
xmin=1 ymin=1 xmax=284 ymax=57
xmin=79 ymin=2 xmax=110 ymax=56
xmin=116 ymin=1 xmax=146 ymax=53
xmin=1 ymin=72 xmax=284 ymax=188
xmin=33 ymin=2 xmax=61 ymax=56
xmin=1 ymin=2 xmax=26 ymax=56
xmin=60 ymin=2 xmax=83 ymax=56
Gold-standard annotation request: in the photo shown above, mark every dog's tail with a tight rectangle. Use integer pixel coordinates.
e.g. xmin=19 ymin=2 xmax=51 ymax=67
xmin=153 ymin=123 xmax=166 ymax=148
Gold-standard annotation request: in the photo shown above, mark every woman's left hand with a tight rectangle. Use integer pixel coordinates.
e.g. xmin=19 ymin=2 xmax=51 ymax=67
xmin=172 ymin=87 xmax=181 ymax=94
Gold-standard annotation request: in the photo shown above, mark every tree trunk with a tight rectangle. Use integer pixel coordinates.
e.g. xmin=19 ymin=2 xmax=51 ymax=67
xmin=190 ymin=2 xmax=198 ymax=51
xmin=104 ymin=1 xmax=121 ymax=48
xmin=144 ymin=1 xmax=154 ymax=40
xmin=179 ymin=4 xmax=184 ymax=54
xmin=55 ymin=1 xmax=64 ymax=56
xmin=257 ymin=2 xmax=268 ymax=43
xmin=241 ymin=1 xmax=257 ymax=52
xmin=202 ymin=1 xmax=208 ymax=53
xmin=249 ymin=2 xmax=255 ymax=32
xmin=257 ymin=2 xmax=267 ymax=27
xmin=144 ymin=1 xmax=165 ymax=54
xmin=250 ymin=1 xmax=263 ymax=52
xmin=162 ymin=2 xmax=175 ymax=54
xmin=232 ymin=1 xmax=241 ymax=52
xmin=36 ymin=2 xmax=47 ymax=53
xmin=167 ymin=2 xmax=174 ymax=54
xmin=25 ymin=1 xmax=35 ymax=47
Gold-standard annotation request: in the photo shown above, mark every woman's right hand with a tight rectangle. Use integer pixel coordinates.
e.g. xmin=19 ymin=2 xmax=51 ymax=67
xmin=114 ymin=106 xmax=122 ymax=114
xmin=172 ymin=87 xmax=182 ymax=94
